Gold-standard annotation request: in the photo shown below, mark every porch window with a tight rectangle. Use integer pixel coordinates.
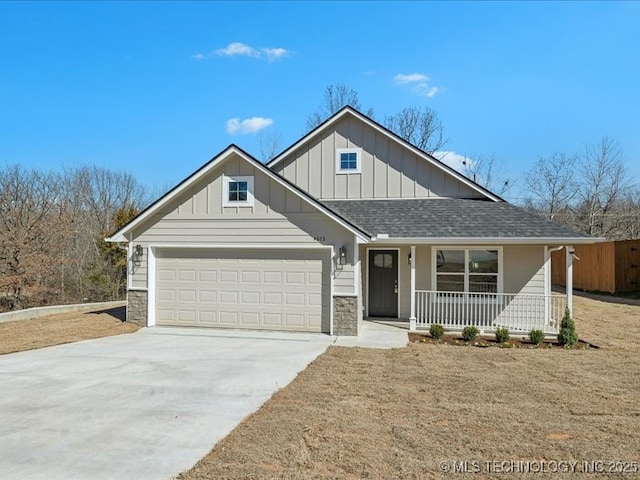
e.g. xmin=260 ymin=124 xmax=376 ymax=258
xmin=435 ymin=248 xmax=500 ymax=293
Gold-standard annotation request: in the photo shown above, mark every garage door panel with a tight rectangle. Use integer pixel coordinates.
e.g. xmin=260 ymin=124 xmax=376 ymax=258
xmin=199 ymin=270 xmax=217 ymax=282
xmin=241 ymin=312 xmax=260 ymax=325
xmin=219 ymin=270 xmax=238 ymax=283
xmin=156 ymin=249 xmax=327 ymax=332
xmin=263 ymin=291 xmax=284 ymax=305
xmin=219 ymin=291 xmax=239 ymax=304
xmin=241 ymin=271 xmax=260 ymax=283
xmin=219 ymin=311 xmax=239 ymax=324
xmin=179 ymin=270 xmax=196 ymax=282
xmin=198 ymin=290 xmax=216 ymax=302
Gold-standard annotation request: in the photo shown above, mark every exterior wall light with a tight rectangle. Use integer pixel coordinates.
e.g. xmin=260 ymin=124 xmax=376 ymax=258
xmin=133 ymin=244 xmax=144 ymax=266
xmin=338 ymin=246 xmax=347 ymax=266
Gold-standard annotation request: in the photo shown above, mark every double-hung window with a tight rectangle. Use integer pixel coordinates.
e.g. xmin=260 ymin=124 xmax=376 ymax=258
xmin=222 ymin=175 xmax=254 ymax=207
xmin=434 ymin=248 xmax=501 ymax=293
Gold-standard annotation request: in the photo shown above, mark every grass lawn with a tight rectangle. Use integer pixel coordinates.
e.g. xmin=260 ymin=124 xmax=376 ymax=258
xmin=0 ymin=306 xmax=139 ymax=355
xmin=180 ymin=294 xmax=640 ymax=479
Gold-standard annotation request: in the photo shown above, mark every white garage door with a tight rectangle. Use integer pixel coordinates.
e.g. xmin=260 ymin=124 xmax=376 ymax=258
xmin=155 ymin=249 xmax=329 ymax=332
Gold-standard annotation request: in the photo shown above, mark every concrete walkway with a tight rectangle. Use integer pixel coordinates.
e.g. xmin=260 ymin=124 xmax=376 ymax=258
xmin=333 ymin=320 xmax=408 ymax=349
xmin=0 ymin=327 xmax=333 ymax=480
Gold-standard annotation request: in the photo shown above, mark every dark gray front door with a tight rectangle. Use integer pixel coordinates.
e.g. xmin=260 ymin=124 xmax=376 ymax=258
xmin=368 ymin=250 xmax=398 ymax=317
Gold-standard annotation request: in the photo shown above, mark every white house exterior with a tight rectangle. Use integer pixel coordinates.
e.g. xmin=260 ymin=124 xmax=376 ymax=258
xmin=107 ymin=107 xmax=596 ymax=336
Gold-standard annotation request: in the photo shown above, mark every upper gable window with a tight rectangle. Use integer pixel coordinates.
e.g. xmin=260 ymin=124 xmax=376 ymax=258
xmin=336 ymin=148 xmax=361 ymax=174
xmin=222 ymin=175 xmax=254 ymax=207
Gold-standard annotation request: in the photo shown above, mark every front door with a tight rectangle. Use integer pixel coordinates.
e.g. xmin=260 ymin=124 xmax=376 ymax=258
xmin=368 ymin=250 xmax=398 ymax=317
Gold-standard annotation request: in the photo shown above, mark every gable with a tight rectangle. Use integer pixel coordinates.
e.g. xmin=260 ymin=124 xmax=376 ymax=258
xmin=106 ymin=145 xmax=368 ymax=243
xmin=269 ymin=108 xmax=496 ymax=201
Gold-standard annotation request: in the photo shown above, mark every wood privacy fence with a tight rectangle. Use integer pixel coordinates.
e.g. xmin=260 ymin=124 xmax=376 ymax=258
xmin=551 ymin=240 xmax=640 ymax=293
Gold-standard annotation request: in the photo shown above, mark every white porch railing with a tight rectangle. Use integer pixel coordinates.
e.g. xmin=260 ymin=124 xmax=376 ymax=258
xmin=415 ymin=290 xmax=566 ymax=334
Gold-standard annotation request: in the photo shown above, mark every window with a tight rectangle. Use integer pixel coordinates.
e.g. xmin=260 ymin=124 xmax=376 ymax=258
xmin=222 ymin=175 xmax=254 ymax=207
xmin=336 ymin=148 xmax=361 ymax=174
xmin=434 ymin=248 xmax=501 ymax=293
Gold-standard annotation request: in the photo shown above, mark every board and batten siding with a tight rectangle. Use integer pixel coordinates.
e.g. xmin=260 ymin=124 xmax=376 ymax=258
xmin=129 ymin=153 xmax=355 ymax=294
xmin=272 ymin=116 xmax=484 ymax=200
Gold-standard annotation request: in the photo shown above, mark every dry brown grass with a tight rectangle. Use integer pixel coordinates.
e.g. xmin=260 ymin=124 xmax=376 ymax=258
xmin=180 ymin=294 xmax=640 ymax=480
xmin=0 ymin=306 xmax=139 ymax=355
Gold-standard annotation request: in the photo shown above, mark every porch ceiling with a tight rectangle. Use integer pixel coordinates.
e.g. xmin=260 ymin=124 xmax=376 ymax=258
xmin=323 ymin=198 xmax=593 ymax=242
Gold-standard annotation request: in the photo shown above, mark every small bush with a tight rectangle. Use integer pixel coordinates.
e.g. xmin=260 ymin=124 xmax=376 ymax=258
xmin=495 ymin=327 xmax=510 ymax=343
xmin=557 ymin=307 xmax=578 ymax=347
xmin=529 ymin=329 xmax=545 ymax=345
xmin=429 ymin=324 xmax=444 ymax=339
xmin=461 ymin=326 xmax=479 ymax=341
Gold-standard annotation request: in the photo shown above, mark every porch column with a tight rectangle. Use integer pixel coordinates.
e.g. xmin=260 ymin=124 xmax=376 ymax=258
xmin=566 ymin=245 xmax=574 ymax=315
xmin=410 ymin=245 xmax=416 ymax=331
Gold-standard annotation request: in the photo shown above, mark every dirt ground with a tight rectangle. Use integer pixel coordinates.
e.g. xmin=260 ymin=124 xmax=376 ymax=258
xmin=180 ymin=294 xmax=640 ymax=480
xmin=0 ymin=306 xmax=139 ymax=355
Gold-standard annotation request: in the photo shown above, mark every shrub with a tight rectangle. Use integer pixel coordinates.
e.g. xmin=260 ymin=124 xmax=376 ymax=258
xmin=557 ymin=307 xmax=578 ymax=347
xmin=429 ymin=324 xmax=444 ymax=339
xmin=495 ymin=327 xmax=510 ymax=343
xmin=529 ymin=329 xmax=545 ymax=345
xmin=461 ymin=326 xmax=479 ymax=341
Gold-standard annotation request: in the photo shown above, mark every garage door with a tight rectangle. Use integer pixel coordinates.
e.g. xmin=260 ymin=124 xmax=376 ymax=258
xmin=155 ymin=249 xmax=329 ymax=332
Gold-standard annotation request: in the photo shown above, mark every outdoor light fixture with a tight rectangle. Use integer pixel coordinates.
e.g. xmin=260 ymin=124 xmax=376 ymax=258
xmin=338 ymin=246 xmax=347 ymax=266
xmin=408 ymin=253 xmax=412 ymax=265
xmin=133 ymin=244 xmax=144 ymax=266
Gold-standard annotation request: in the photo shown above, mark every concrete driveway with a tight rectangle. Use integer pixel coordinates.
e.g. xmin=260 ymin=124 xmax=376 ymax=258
xmin=0 ymin=327 xmax=333 ymax=480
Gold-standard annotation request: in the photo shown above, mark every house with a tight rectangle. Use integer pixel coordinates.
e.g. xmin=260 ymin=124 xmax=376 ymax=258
xmin=106 ymin=106 xmax=597 ymax=336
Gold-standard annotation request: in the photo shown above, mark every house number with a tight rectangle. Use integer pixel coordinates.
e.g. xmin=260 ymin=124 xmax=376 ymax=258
xmin=313 ymin=236 xmax=326 ymax=242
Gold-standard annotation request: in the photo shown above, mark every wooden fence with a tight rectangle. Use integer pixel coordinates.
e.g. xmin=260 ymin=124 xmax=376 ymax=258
xmin=551 ymin=240 xmax=640 ymax=293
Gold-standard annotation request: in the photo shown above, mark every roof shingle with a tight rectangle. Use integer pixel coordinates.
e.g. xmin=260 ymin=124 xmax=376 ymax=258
xmin=322 ymin=198 xmax=591 ymax=239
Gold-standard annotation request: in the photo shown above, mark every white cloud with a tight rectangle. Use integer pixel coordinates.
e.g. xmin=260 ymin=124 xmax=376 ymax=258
xmin=433 ymin=151 xmax=475 ymax=173
xmin=192 ymin=42 xmax=291 ymax=61
xmin=418 ymin=84 xmax=439 ymax=98
xmin=226 ymin=117 xmax=274 ymax=135
xmin=262 ymin=47 xmax=289 ymax=60
xmin=393 ymin=72 xmax=440 ymax=98
xmin=216 ymin=42 xmax=260 ymax=58
xmin=394 ymin=73 xmax=429 ymax=85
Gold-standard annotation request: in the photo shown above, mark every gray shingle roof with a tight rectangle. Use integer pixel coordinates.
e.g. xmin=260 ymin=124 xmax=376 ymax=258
xmin=322 ymin=198 xmax=591 ymax=239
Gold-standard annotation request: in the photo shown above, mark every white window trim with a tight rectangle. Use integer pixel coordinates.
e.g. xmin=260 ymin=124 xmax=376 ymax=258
xmin=336 ymin=148 xmax=362 ymax=174
xmin=431 ymin=246 xmax=503 ymax=294
xmin=222 ymin=175 xmax=254 ymax=207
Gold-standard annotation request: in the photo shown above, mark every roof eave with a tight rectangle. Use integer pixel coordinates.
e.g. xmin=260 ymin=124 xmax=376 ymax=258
xmin=370 ymin=236 xmax=602 ymax=245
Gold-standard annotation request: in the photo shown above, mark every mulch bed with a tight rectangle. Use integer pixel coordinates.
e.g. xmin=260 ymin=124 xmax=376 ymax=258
xmin=407 ymin=331 xmax=596 ymax=349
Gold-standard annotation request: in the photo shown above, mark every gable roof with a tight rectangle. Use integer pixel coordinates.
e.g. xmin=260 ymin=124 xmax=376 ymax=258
xmin=105 ymin=145 xmax=370 ymax=243
xmin=323 ymin=198 xmax=597 ymax=244
xmin=267 ymin=106 xmax=503 ymax=202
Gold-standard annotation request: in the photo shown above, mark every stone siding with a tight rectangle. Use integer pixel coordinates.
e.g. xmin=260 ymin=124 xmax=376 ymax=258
xmin=127 ymin=290 xmax=148 ymax=327
xmin=333 ymin=295 xmax=358 ymax=336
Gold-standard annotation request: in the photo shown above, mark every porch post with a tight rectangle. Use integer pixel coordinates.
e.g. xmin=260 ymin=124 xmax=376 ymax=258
xmin=566 ymin=245 xmax=574 ymax=315
xmin=410 ymin=245 xmax=416 ymax=331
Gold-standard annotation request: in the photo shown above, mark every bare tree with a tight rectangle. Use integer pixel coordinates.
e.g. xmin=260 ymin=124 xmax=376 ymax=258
xmin=257 ymin=130 xmax=283 ymax=163
xmin=459 ymin=154 xmax=513 ymax=196
xmin=383 ymin=106 xmax=446 ymax=154
xmin=0 ymin=166 xmax=74 ymax=309
xmin=305 ymin=83 xmax=374 ymax=132
xmin=524 ymin=152 xmax=579 ymax=220
xmin=575 ymin=137 xmax=632 ymax=236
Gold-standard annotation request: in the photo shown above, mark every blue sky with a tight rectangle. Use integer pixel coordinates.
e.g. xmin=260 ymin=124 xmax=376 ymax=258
xmin=1 ymin=1 xmax=638 ymax=201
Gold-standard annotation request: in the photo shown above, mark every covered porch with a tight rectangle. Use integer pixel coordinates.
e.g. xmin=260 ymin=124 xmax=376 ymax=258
xmin=361 ymin=243 xmax=577 ymax=335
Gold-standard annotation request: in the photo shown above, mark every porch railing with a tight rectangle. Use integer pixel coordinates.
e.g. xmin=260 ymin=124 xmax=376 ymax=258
xmin=415 ymin=290 xmax=566 ymax=334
